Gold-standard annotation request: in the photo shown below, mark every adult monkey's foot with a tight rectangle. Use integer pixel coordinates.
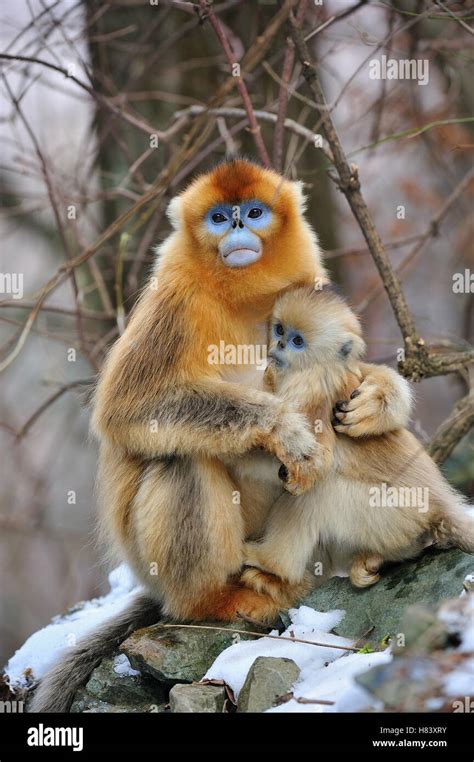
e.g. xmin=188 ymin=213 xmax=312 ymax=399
xmin=240 ymin=566 xmax=313 ymax=609
xmin=186 ymin=582 xmax=282 ymax=625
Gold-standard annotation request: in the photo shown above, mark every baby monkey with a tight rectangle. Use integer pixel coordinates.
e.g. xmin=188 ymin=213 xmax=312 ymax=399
xmin=243 ymin=285 xmax=474 ymax=594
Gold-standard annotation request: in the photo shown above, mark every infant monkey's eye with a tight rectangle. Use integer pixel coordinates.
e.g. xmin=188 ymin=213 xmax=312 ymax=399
xmin=248 ymin=207 xmax=263 ymax=219
xmin=211 ymin=212 xmax=227 ymax=223
xmin=274 ymin=323 xmax=284 ymax=336
xmin=292 ymin=335 xmax=304 ymax=347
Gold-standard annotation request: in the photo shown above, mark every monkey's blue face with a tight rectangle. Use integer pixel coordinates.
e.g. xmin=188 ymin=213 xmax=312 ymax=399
xmin=268 ymin=321 xmax=306 ymax=369
xmin=205 ymin=201 xmax=272 ymax=268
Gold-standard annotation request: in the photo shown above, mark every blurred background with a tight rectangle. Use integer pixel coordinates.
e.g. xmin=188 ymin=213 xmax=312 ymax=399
xmin=0 ymin=0 xmax=472 ymax=666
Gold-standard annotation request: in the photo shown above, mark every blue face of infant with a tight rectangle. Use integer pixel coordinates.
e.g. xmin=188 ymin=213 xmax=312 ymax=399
xmin=268 ymin=321 xmax=306 ymax=369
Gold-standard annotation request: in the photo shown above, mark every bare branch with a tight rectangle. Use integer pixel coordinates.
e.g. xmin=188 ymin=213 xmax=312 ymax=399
xmin=358 ymin=166 xmax=474 ymax=314
xmin=289 ymin=11 xmax=474 ymax=388
xmin=273 ymin=0 xmax=308 ymax=172
xmin=428 ymin=393 xmax=474 ymax=464
xmin=288 ymin=15 xmax=419 ymax=346
xmin=161 ymin=622 xmax=360 ymax=651
xmin=198 ymin=0 xmax=272 ymax=166
xmin=174 ymin=104 xmax=332 ymax=160
xmin=400 ymin=349 xmax=474 ymax=382
xmin=14 ymin=379 xmax=94 ymax=440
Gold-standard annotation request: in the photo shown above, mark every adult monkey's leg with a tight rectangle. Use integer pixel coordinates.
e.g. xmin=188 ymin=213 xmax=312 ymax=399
xmin=129 ymin=456 xmax=283 ymax=623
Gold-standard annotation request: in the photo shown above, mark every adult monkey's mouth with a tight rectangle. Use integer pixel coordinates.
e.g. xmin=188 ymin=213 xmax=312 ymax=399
xmin=221 ymin=246 xmax=262 ymax=268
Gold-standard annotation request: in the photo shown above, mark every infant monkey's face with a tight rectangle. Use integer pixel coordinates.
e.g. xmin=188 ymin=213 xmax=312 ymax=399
xmin=268 ymin=287 xmax=366 ymax=374
xmin=268 ymin=320 xmax=307 ymax=371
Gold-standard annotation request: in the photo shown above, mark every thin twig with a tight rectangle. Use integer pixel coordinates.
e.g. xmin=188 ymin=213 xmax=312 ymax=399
xmin=358 ymin=166 xmax=474 ymax=314
xmin=273 ymin=0 xmax=308 ymax=172
xmin=275 ymin=691 xmax=335 ymax=706
xmin=289 ymin=11 xmax=474 ymax=390
xmin=160 ymin=622 xmax=360 ymax=652
xmin=434 ymin=0 xmax=474 ymax=35
xmin=0 ymin=1 xmax=294 ymax=373
xmin=289 ymin=16 xmax=418 ymax=346
xmin=174 ymin=104 xmax=332 ymax=160
xmin=14 ymin=379 xmax=93 ymax=440
xmin=304 ymin=0 xmax=368 ymax=42
xmin=0 ymin=301 xmax=115 ymax=320
xmin=199 ymin=0 xmax=272 ymax=166
xmin=0 ymin=53 xmax=159 ymax=138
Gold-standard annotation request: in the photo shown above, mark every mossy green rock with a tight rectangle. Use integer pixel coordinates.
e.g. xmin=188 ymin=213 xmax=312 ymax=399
xmin=83 ymin=655 xmax=166 ymax=704
xmin=121 ymin=621 xmax=264 ymax=685
xmin=70 ymin=687 xmax=167 ymax=714
xmin=302 ymin=548 xmax=473 ymax=645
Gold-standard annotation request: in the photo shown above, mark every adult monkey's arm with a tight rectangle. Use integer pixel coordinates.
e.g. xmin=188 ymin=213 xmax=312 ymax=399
xmin=93 ymin=379 xmax=316 ymax=468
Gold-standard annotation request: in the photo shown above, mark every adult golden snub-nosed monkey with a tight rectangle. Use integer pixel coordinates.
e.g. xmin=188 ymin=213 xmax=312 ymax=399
xmin=30 ymin=160 xmax=413 ymax=712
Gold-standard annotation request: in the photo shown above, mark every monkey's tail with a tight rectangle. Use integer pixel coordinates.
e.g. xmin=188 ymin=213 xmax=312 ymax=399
xmin=433 ymin=500 xmax=474 ymax=555
xmin=28 ymin=592 xmax=162 ymax=713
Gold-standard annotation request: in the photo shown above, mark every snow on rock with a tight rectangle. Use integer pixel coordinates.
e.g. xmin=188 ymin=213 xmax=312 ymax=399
xmin=269 ymin=650 xmax=392 ymax=713
xmin=204 ymin=605 xmax=392 ymax=712
xmin=443 ymin=658 xmax=474 ymax=697
xmin=5 ymin=564 xmax=141 ymax=689
xmin=113 ymin=653 xmax=140 ymax=678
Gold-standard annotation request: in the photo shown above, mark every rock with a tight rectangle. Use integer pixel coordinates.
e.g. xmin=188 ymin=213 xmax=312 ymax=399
xmin=82 ymin=655 xmax=166 ymax=705
xmin=302 ymin=548 xmax=473 ymax=645
xmin=393 ymin=604 xmax=449 ymax=654
xmin=237 ymin=657 xmax=300 ymax=713
xmin=121 ymin=621 xmax=264 ymax=685
xmin=169 ymin=683 xmax=227 ymax=713
xmin=355 ymin=651 xmax=471 ymax=712
xmin=355 ymin=594 xmax=474 ymax=712
xmin=70 ymin=687 xmax=167 ymax=713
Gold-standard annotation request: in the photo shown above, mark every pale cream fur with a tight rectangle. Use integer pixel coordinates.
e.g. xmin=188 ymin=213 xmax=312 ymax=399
xmin=243 ymin=286 xmax=474 ymax=594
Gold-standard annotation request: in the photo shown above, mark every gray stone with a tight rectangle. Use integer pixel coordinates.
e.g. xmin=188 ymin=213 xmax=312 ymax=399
xmin=354 ymin=594 xmax=474 ymax=711
xmin=302 ymin=548 xmax=473 ymax=645
xmin=121 ymin=621 xmax=264 ymax=685
xmin=70 ymin=687 xmax=167 ymax=713
xmin=355 ymin=651 xmax=470 ymax=712
xmin=393 ymin=604 xmax=449 ymax=654
xmin=237 ymin=656 xmax=300 ymax=713
xmin=169 ymin=683 xmax=227 ymax=713
xmin=83 ymin=655 xmax=166 ymax=705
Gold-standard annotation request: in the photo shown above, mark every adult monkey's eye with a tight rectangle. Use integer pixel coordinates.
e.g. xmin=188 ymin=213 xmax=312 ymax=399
xmin=274 ymin=323 xmax=284 ymax=336
xmin=248 ymin=207 xmax=263 ymax=219
xmin=211 ymin=212 xmax=227 ymax=223
xmin=292 ymin=335 xmax=304 ymax=347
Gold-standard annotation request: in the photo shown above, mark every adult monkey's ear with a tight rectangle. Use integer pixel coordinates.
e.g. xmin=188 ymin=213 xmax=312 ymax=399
xmin=290 ymin=180 xmax=308 ymax=214
xmin=166 ymin=194 xmax=183 ymax=230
